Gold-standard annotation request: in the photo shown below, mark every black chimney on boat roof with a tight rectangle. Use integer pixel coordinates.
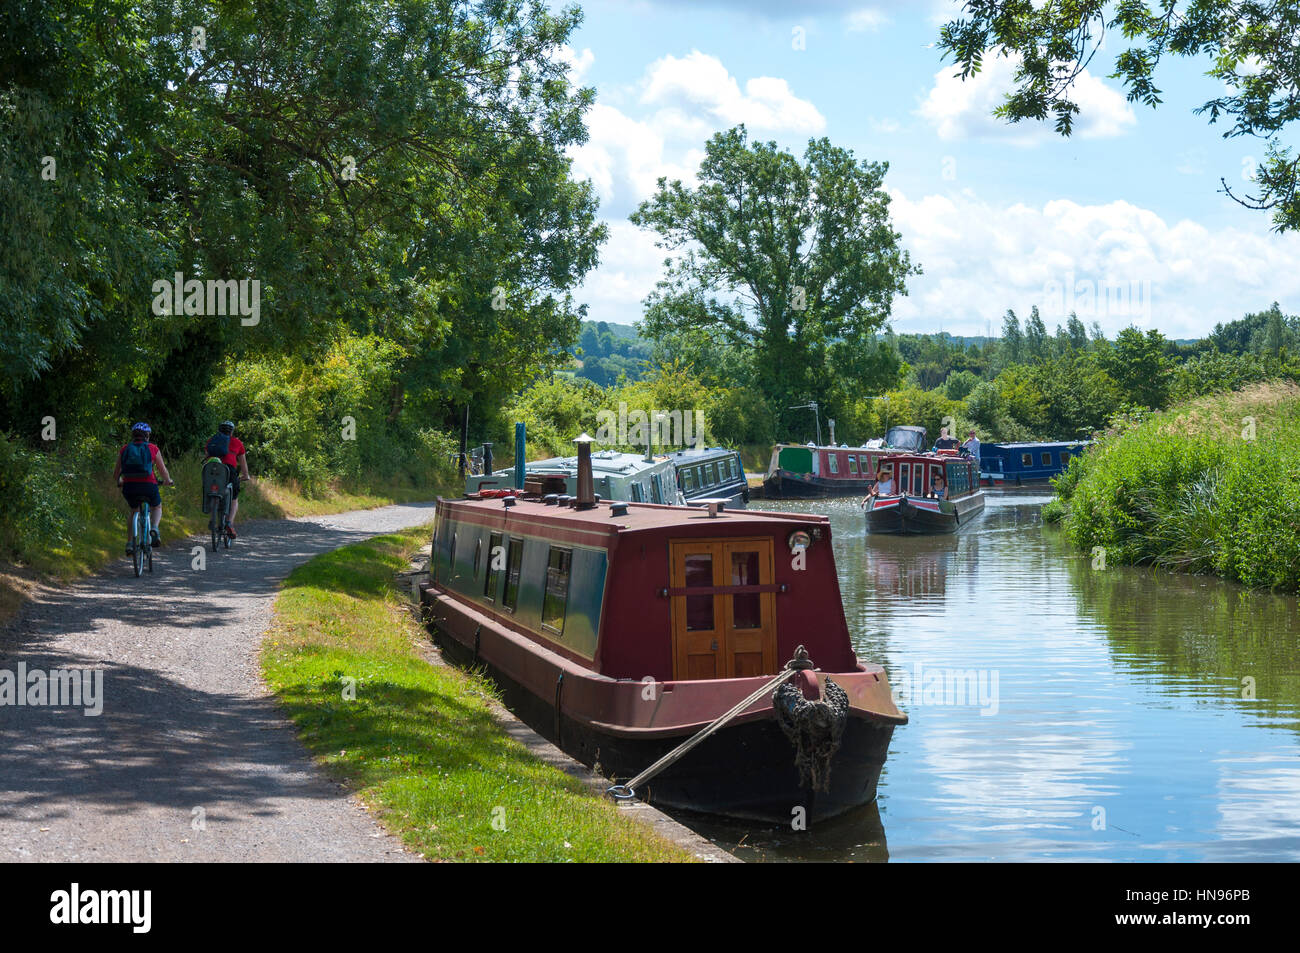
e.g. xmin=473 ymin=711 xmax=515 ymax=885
xmin=573 ymin=433 xmax=596 ymax=510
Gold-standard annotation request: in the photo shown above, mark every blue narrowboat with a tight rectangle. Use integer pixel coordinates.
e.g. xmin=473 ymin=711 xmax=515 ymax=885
xmin=982 ymin=441 xmax=1091 ymax=484
xmin=667 ymin=446 xmax=749 ymax=508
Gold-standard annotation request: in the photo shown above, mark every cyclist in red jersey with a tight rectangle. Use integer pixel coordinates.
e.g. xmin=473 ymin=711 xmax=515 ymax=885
xmin=112 ymin=422 xmax=175 ymax=553
xmin=204 ymin=420 xmax=253 ymax=538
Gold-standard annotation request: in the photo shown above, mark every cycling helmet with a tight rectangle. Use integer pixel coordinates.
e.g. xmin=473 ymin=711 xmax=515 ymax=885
xmin=131 ymin=422 xmax=152 ymax=434
xmin=218 ymin=420 xmax=235 ymax=435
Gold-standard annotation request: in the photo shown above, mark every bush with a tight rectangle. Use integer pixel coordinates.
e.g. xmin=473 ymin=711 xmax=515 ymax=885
xmin=1050 ymin=381 xmax=1300 ymax=592
xmin=0 ymin=434 xmax=79 ymax=560
xmin=206 ymin=334 xmax=452 ymax=494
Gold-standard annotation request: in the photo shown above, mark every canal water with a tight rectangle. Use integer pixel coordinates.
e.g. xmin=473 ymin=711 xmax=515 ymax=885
xmin=683 ymin=488 xmax=1300 ymax=861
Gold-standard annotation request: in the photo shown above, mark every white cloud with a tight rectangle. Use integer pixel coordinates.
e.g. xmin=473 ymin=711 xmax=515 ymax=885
xmin=572 ymin=52 xmax=824 ymax=322
xmin=638 ymin=51 xmax=825 ymax=135
xmin=887 ymin=189 xmax=1300 ymax=337
xmin=845 ymin=8 xmax=890 ymax=32
xmin=556 ymin=45 xmax=595 ymax=84
xmin=918 ymin=54 xmax=1136 ymax=144
xmin=576 ymin=220 xmax=669 ymax=326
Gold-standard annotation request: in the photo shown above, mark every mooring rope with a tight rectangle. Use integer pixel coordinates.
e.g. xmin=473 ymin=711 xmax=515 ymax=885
xmin=606 ymin=646 xmax=815 ymax=802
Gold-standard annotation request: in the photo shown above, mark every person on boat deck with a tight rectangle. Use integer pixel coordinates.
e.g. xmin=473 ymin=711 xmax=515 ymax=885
xmin=863 ymin=468 xmax=896 ymax=506
xmin=961 ymin=429 xmax=981 ymax=464
xmin=929 ymin=473 xmax=947 ymax=500
xmin=934 ymin=427 xmax=960 ymax=451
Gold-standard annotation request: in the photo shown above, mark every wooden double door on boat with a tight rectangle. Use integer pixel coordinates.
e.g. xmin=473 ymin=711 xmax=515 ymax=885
xmin=669 ymin=538 xmax=778 ymax=680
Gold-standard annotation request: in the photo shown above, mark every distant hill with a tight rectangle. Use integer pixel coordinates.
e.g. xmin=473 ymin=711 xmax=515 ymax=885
xmin=570 ymin=320 xmax=653 ymax=385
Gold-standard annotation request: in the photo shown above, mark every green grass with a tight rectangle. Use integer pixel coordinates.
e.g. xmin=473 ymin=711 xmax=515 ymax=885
xmin=261 ymin=529 xmax=694 ymax=863
xmin=1049 ymin=381 xmax=1300 ymax=592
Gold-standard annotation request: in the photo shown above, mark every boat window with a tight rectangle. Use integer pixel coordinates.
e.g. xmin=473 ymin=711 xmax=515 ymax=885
xmin=730 ymin=457 xmax=740 ymax=480
xmin=473 ymin=538 xmax=482 ymax=579
xmin=650 ymin=473 xmax=663 ymax=504
xmin=899 ymin=463 xmax=909 ymax=490
xmin=683 ymin=468 xmax=696 ymax=491
xmin=706 ymin=462 xmax=719 ymax=485
xmin=449 ymin=532 xmax=457 ymax=578
xmin=541 ymin=547 xmax=572 ymax=634
xmin=630 ymin=482 xmax=643 ymax=502
xmin=913 ymin=464 xmax=924 ymax=495
xmin=859 ymin=455 xmax=871 ymax=475
xmin=828 ymin=454 xmax=839 ymax=475
xmin=1041 ymin=452 xmax=1053 ymax=466
xmin=847 ymin=455 xmax=858 ymax=474
xmin=684 ymin=552 xmax=714 ymax=631
xmin=485 ymin=533 xmax=503 ymax=599
xmin=1021 ymin=453 xmax=1033 ymax=467
xmin=730 ymin=550 xmax=761 ymax=630
xmin=1061 ymin=452 xmax=1071 ymax=465
xmin=503 ymin=537 xmax=524 ymax=611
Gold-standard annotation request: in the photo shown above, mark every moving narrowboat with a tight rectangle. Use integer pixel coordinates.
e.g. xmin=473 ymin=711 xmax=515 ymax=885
xmin=668 ymin=446 xmax=748 ymax=508
xmin=422 ymin=438 xmax=906 ymax=823
xmin=467 ymin=449 xmax=685 ymax=506
xmin=981 ymin=441 xmax=1091 ymax=484
xmin=863 ymin=451 xmax=985 ymax=535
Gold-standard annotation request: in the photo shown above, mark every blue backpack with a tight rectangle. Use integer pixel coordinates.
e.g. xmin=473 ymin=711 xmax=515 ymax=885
xmin=120 ymin=441 xmax=153 ymax=477
xmin=206 ymin=432 xmax=231 ymax=459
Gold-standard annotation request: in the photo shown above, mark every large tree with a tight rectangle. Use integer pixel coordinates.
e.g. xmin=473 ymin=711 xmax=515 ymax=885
xmin=630 ymin=126 xmax=918 ymax=432
xmin=1 ymin=0 xmax=602 ymax=445
xmin=939 ymin=1 xmax=1300 ymax=230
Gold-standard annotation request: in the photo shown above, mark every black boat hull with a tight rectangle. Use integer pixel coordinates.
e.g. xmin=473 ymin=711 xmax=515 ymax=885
xmin=432 ymin=627 xmax=895 ymax=825
xmin=865 ymin=493 xmax=985 ymax=535
xmin=763 ymin=472 xmax=874 ymax=499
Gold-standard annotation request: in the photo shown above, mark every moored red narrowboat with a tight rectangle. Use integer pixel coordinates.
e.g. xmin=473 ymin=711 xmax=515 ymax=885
xmin=762 ymin=426 xmax=930 ymax=499
xmin=420 ymin=439 xmax=906 ymax=824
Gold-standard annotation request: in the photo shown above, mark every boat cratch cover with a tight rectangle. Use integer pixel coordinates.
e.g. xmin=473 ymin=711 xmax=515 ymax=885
xmin=774 ymin=676 xmax=849 ymax=792
xmin=885 ymin=425 xmax=927 ymax=452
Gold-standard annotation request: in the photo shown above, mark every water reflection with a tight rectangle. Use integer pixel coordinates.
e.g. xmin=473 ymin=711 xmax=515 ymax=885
xmin=685 ymin=489 xmax=1300 ymax=861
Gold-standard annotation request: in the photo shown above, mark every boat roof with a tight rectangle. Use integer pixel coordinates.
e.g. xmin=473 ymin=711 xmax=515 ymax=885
xmin=445 ymin=494 xmax=825 ymax=537
xmin=878 ymin=451 xmax=974 ymax=463
xmin=773 ymin=442 xmax=883 ymax=451
xmin=488 ymin=450 xmax=673 ymax=478
xmin=666 ymin=446 xmax=738 ymax=462
xmin=990 ymin=440 xmax=1093 ymax=449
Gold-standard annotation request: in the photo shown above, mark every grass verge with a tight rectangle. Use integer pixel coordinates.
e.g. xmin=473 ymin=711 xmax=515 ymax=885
xmin=261 ymin=528 xmax=694 ymax=862
xmin=1047 ymin=380 xmax=1300 ymax=592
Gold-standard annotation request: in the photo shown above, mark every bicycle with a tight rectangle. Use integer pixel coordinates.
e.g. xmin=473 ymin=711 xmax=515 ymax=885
xmin=125 ymin=483 xmax=173 ymax=578
xmin=201 ymin=458 xmax=235 ymax=552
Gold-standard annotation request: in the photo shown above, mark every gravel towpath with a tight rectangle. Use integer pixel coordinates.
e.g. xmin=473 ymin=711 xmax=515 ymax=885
xmin=0 ymin=503 xmax=438 ymax=862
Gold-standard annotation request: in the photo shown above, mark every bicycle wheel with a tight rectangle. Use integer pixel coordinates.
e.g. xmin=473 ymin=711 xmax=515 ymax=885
xmin=132 ymin=511 xmax=144 ymax=578
xmin=210 ymin=500 xmax=221 ymax=552
xmin=222 ymin=488 xmax=232 ymax=549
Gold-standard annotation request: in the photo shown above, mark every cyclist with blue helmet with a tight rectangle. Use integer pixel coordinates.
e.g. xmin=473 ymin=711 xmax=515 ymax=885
xmin=112 ymin=422 xmax=174 ymax=553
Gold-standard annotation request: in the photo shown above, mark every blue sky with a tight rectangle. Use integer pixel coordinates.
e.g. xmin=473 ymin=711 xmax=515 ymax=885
xmin=557 ymin=0 xmax=1300 ymax=338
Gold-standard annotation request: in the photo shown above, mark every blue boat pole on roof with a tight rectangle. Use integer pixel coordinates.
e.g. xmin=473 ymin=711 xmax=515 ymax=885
xmin=514 ymin=422 xmax=526 ymax=490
